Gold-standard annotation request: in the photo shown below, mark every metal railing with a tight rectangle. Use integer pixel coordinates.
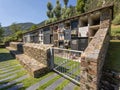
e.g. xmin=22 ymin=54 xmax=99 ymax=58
xmin=52 ymin=47 xmax=83 ymax=85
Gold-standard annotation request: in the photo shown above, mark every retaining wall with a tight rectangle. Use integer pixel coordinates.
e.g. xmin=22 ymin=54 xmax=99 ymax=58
xmin=23 ymin=43 xmax=53 ymax=67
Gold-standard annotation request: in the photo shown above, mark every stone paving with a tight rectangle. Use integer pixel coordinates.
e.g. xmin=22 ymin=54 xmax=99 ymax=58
xmin=45 ymin=77 xmax=65 ymax=90
xmin=0 ymin=48 xmax=79 ymax=90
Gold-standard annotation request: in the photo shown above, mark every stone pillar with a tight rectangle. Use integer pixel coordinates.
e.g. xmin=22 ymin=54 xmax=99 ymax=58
xmin=49 ymin=48 xmax=54 ymax=70
xmin=27 ymin=34 xmax=31 ymax=43
xmin=80 ymin=7 xmax=113 ymax=90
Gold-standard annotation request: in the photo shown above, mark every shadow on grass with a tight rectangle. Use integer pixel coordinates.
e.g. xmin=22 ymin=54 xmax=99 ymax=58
xmin=104 ymin=40 xmax=120 ymax=72
xmin=101 ymin=40 xmax=120 ymax=90
xmin=0 ymin=53 xmax=15 ymax=62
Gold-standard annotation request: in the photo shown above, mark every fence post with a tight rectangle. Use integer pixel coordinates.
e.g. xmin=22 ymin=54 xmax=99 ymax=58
xmin=50 ymin=47 xmax=54 ymax=70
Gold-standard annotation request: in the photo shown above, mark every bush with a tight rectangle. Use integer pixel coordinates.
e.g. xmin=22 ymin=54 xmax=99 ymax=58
xmin=112 ymin=13 xmax=120 ymax=25
xmin=111 ymin=26 xmax=120 ymax=36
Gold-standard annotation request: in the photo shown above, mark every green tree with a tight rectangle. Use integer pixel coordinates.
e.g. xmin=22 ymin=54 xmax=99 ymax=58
xmin=30 ymin=25 xmax=38 ymax=31
xmin=10 ymin=23 xmax=23 ymax=41
xmin=47 ymin=2 xmax=54 ymax=18
xmin=0 ymin=24 xmax=4 ymax=42
xmin=76 ymin=0 xmax=85 ymax=14
xmin=46 ymin=2 xmax=54 ymax=24
xmin=47 ymin=2 xmax=53 ymax=11
xmin=10 ymin=23 xmax=21 ymax=34
xmin=63 ymin=0 xmax=69 ymax=8
xmin=54 ymin=0 xmax=62 ymax=20
xmin=84 ymin=0 xmax=98 ymax=12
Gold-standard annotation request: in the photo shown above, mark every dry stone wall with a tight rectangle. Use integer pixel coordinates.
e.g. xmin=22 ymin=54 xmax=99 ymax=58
xmin=23 ymin=43 xmax=53 ymax=67
xmin=80 ymin=8 xmax=112 ymax=90
xmin=8 ymin=42 xmax=53 ymax=77
xmin=9 ymin=42 xmax=23 ymax=52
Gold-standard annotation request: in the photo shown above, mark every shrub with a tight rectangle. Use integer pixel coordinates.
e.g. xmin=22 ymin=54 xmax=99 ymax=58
xmin=112 ymin=13 xmax=120 ymax=25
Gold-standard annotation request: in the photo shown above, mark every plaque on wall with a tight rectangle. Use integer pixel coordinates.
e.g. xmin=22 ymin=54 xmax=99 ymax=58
xmin=71 ymin=20 xmax=78 ymax=29
xmin=64 ymin=30 xmax=71 ymax=40
xmin=44 ymin=33 xmax=50 ymax=44
xmin=58 ymin=23 xmax=65 ymax=32
xmin=78 ymin=27 xmax=88 ymax=37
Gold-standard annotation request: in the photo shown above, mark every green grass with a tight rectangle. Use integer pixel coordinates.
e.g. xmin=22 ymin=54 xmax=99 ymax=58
xmin=0 ymin=43 xmax=4 ymax=45
xmin=0 ymin=48 xmax=80 ymax=90
xmin=37 ymin=75 xmax=61 ymax=90
xmin=0 ymin=70 xmax=27 ymax=85
xmin=0 ymin=66 xmax=22 ymax=75
xmin=111 ymin=25 xmax=120 ymax=36
xmin=54 ymin=56 xmax=79 ymax=65
xmin=104 ymin=40 xmax=120 ymax=72
xmin=19 ymin=72 xmax=54 ymax=90
xmin=74 ymin=86 xmax=80 ymax=90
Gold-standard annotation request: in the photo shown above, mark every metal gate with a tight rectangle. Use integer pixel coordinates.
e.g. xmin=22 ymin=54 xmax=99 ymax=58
xmin=52 ymin=47 xmax=83 ymax=85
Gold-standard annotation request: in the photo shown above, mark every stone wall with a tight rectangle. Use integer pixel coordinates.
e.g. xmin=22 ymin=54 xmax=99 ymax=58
xmin=23 ymin=43 xmax=53 ymax=67
xmin=9 ymin=42 xmax=24 ymax=52
xmin=80 ymin=8 xmax=112 ymax=90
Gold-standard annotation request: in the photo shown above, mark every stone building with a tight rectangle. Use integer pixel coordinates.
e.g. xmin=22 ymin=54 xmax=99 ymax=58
xmin=23 ymin=4 xmax=113 ymax=52
xmin=8 ymin=4 xmax=114 ymax=90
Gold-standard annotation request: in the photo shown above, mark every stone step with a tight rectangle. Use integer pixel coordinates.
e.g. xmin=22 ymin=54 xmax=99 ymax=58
xmin=45 ymin=77 xmax=65 ymax=90
xmin=7 ymin=83 xmax=23 ymax=90
xmin=63 ymin=82 xmax=76 ymax=90
xmin=16 ymin=54 xmax=49 ymax=78
xmin=26 ymin=73 xmax=58 ymax=90
xmin=0 ymin=74 xmax=16 ymax=83
xmin=0 ymin=69 xmax=23 ymax=78
xmin=0 ymin=75 xmax=28 ymax=89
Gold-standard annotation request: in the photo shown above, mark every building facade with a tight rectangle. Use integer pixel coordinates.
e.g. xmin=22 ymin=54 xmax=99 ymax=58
xmin=23 ymin=4 xmax=113 ymax=51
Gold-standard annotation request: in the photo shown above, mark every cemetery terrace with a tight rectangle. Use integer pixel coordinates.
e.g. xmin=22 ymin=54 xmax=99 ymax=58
xmin=6 ymin=4 xmax=115 ymax=90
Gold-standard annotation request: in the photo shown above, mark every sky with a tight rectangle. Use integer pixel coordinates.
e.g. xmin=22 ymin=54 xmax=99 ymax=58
xmin=0 ymin=0 xmax=77 ymax=27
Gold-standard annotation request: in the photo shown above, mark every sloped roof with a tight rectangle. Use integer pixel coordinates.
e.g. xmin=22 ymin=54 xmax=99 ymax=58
xmin=24 ymin=4 xmax=114 ymax=35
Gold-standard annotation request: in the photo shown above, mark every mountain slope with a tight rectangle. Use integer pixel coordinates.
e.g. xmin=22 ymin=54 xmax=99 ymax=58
xmin=3 ymin=22 xmax=35 ymax=36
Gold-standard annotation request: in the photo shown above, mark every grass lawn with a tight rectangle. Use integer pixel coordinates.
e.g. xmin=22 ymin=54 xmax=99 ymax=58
xmin=104 ymin=40 xmax=120 ymax=72
xmin=111 ymin=25 xmax=120 ymax=36
xmin=0 ymin=48 xmax=80 ymax=90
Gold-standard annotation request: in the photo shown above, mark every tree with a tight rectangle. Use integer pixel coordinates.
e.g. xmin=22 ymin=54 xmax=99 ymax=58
xmin=10 ymin=23 xmax=21 ymax=34
xmin=0 ymin=24 xmax=4 ymax=42
xmin=30 ymin=25 xmax=38 ymax=31
xmin=76 ymin=0 xmax=85 ymax=14
xmin=54 ymin=0 xmax=62 ymax=20
xmin=46 ymin=2 xmax=54 ymax=24
xmin=63 ymin=0 xmax=69 ymax=8
xmin=10 ymin=23 xmax=23 ymax=41
xmin=47 ymin=2 xmax=54 ymax=18
xmin=47 ymin=2 xmax=53 ymax=11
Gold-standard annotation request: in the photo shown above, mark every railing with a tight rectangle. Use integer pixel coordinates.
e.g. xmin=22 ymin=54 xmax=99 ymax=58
xmin=52 ymin=47 xmax=83 ymax=85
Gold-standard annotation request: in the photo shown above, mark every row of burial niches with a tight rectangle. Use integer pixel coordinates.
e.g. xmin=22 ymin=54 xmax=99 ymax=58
xmin=24 ymin=13 xmax=100 ymax=51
